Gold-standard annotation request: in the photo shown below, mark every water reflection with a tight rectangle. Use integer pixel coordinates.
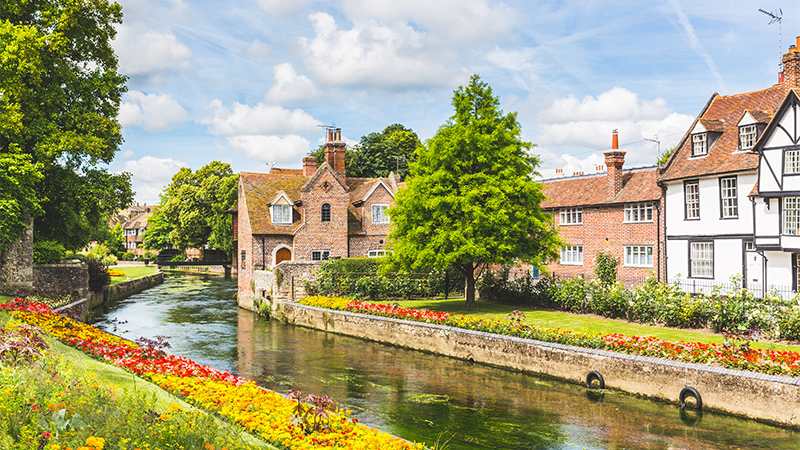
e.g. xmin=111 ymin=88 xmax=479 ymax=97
xmin=98 ymin=274 xmax=800 ymax=449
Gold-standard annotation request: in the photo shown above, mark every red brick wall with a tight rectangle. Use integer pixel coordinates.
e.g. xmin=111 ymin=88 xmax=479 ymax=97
xmin=237 ymin=181 xmax=255 ymax=305
xmin=360 ymin=184 xmax=394 ymax=238
xmin=295 ymin=170 xmax=350 ymax=259
xmin=545 ymin=199 xmax=665 ymax=285
xmin=349 ymin=235 xmax=387 ymax=257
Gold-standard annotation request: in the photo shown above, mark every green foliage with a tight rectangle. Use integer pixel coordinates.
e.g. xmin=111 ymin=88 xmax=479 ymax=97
xmin=105 ymin=223 xmax=125 ymax=255
xmin=0 ymin=154 xmax=43 ymax=247
xmin=120 ymin=251 xmax=135 ymax=261
xmin=32 ymin=240 xmax=65 ymax=264
xmin=157 ymin=162 xmax=238 ymax=253
xmin=170 ymin=254 xmax=187 ymax=262
xmin=656 ymin=146 xmax=676 ymax=166
xmin=477 ymin=268 xmax=552 ymax=306
xmin=85 ymin=258 xmax=109 ymax=292
xmin=143 ymin=209 xmax=173 ymax=250
xmin=387 ymin=75 xmax=560 ymax=308
xmin=777 ymin=306 xmax=800 ymax=340
xmin=594 ymin=252 xmax=617 ymax=285
xmin=1 ymin=0 xmax=132 ymax=250
xmin=351 ymin=124 xmax=422 ymax=179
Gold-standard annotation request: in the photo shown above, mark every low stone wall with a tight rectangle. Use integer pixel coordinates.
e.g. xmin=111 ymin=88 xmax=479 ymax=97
xmin=160 ymin=265 xmax=230 ymax=274
xmin=283 ymin=302 xmax=800 ymax=428
xmin=242 ymin=261 xmax=320 ymax=312
xmin=33 ymin=262 xmax=89 ymax=298
xmin=54 ymin=298 xmax=90 ymax=323
xmin=88 ymin=272 xmax=165 ymax=308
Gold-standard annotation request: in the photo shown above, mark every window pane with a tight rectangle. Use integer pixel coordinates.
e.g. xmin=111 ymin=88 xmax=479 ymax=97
xmin=685 ymin=182 xmax=699 ymax=219
xmin=787 ymin=151 xmax=800 ymax=174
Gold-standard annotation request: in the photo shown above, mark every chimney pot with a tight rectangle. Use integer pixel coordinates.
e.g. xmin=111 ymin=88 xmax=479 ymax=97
xmin=781 ymin=37 xmax=800 ymax=87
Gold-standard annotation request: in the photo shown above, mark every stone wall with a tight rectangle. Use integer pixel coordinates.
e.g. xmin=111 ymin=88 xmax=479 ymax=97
xmin=242 ymin=261 xmax=321 ymax=312
xmin=0 ymin=216 xmax=34 ymax=293
xmin=88 ymin=272 xmax=165 ymax=309
xmin=283 ymin=302 xmax=800 ymax=428
xmin=33 ymin=262 xmax=89 ymax=298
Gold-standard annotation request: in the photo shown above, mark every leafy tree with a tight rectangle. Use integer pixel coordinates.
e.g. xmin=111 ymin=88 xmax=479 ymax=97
xmin=143 ymin=209 xmax=173 ymax=251
xmin=656 ymin=146 xmax=676 ymax=166
xmin=158 ymin=162 xmax=238 ymax=255
xmin=105 ymin=223 xmax=125 ymax=255
xmin=0 ymin=153 xmax=42 ymax=247
xmin=309 ymin=124 xmax=422 ymax=179
xmin=1 ymin=0 xmax=131 ymax=250
xmin=387 ymin=75 xmax=560 ymax=308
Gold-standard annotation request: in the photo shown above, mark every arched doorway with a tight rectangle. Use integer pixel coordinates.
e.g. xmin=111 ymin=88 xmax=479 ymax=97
xmin=275 ymin=247 xmax=292 ymax=265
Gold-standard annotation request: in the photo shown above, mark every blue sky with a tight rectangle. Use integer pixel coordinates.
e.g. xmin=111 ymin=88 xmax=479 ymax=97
xmin=108 ymin=0 xmax=798 ymax=204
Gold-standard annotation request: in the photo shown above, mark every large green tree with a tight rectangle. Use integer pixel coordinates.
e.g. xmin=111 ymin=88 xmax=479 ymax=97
xmin=0 ymin=153 xmax=42 ymax=247
xmin=156 ymin=162 xmax=238 ymax=255
xmin=388 ymin=75 xmax=560 ymax=308
xmin=1 ymin=0 xmax=132 ymax=250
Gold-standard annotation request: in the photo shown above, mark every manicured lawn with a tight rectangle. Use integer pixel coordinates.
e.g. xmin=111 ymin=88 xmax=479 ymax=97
xmin=378 ymin=298 xmax=800 ymax=353
xmin=109 ymin=265 xmax=159 ymax=285
xmin=0 ymin=294 xmax=11 ymax=303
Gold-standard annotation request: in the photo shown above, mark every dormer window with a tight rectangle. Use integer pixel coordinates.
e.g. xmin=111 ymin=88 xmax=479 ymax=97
xmin=692 ymin=133 xmax=707 ymax=156
xmin=271 ymin=204 xmax=292 ymax=224
xmin=739 ymin=124 xmax=757 ymax=150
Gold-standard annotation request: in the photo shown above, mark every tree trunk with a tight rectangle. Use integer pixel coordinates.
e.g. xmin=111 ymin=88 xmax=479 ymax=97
xmin=464 ymin=264 xmax=476 ymax=309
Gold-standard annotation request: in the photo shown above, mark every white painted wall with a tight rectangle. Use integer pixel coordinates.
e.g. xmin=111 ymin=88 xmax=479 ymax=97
xmin=666 ymin=239 xmax=688 ymax=280
xmin=664 ymin=173 xmax=756 ymax=237
xmin=713 ymin=239 xmax=745 ymax=284
xmin=765 ymin=250 xmax=794 ymax=289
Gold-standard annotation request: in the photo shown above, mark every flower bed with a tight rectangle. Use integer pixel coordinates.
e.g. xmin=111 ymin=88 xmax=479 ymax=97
xmin=300 ymin=296 xmax=800 ymax=377
xmin=1 ymin=298 xmax=426 ymax=450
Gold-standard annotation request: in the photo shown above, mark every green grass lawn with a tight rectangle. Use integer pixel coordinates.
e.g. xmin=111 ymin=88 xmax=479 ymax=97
xmin=109 ymin=265 xmax=159 ymax=285
xmin=377 ymin=298 xmax=800 ymax=353
xmin=0 ymin=294 xmax=11 ymax=303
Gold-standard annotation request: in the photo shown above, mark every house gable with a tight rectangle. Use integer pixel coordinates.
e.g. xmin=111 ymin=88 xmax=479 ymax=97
xmin=755 ymin=90 xmax=800 ymax=195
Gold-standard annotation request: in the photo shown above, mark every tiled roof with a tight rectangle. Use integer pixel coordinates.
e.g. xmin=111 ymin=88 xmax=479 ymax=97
xmin=122 ymin=213 xmax=150 ymax=230
xmin=660 ymin=84 xmax=791 ymax=182
xmin=541 ymin=167 xmax=661 ymax=209
xmin=240 ymin=172 xmax=307 ymax=235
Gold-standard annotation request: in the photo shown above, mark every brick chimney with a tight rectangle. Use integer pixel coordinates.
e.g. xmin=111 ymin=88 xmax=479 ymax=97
xmin=604 ymin=130 xmax=625 ymax=199
xmin=324 ymin=128 xmax=346 ymax=176
xmin=302 ymin=156 xmax=317 ymax=176
xmin=781 ymin=37 xmax=800 ymax=87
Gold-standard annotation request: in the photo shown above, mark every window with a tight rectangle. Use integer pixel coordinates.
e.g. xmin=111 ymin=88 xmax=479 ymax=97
xmin=368 ymin=250 xmax=387 ymax=258
xmin=690 ymin=242 xmax=713 ymax=278
xmin=692 ymin=133 xmax=707 ymax=156
xmin=720 ymin=177 xmax=738 ymax=218
xmin=784 ymin=197 xmax=800 ymax=235
xmin=685 ymin=180 xmax=699 ymax=219
xmin=624 ymin=203 xmax=653 ymax=223
xmin=240 ymin=250 xmax=246 ymax=270
xmin=786 ymin=150 xmax=800 ymax=174
xmin=311 ymin=250 xmax=330 ymax=261
xmin=739 ymin=124 xmax=757 ymax=150
xmin=321 ymin=203 xmax=331 ymax=222
xmin=271 ymin=204 xmax=292 ymax=224
xmin=372 ymin=204 xmax=390 ymax=223
xmin=625 ymin=245 xmax=653 ymax=267
xmin=559 ymin=208 xmax=583 ymax=225
xmin=560 ymin=245 xmax=583 ymax=265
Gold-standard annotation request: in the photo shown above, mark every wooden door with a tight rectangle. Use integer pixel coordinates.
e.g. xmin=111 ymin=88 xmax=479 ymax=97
xmin=275 ymin=248 xmax=292 ymax=265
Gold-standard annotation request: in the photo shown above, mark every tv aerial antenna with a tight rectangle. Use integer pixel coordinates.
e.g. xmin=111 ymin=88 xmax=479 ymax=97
xmin=759 ymin=8 xmax=783 ymax=72
xmin=644 ymin=135 xmax=661 ymax=155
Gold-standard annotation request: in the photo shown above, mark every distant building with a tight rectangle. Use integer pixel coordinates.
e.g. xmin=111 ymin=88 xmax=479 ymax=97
xmin=234 ymin=129 xmax=401 ymax=306
xmin=110 ymin=204 xmax=155 ymax=257
xmin=541 ymin=131 xmax=664 ymax=284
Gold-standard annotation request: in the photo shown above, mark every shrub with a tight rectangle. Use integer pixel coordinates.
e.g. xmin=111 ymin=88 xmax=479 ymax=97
xmin=594 ymin=251 xmax=618 ymax=286
xmin=86 ymin=257 xmax=110 ymax=292
xmin=778 ymin=306 xmax=800 ymax=340
xmin=143 ymin=251 xmax=155 ymax=260
xmin=120 ymin=252 xmax=135 ymax=261
xmin=306 ymin=258 xmax=435 ymax=299
xmin=32 ymin=240 xmax=65 ymax=264
xmin=170 ymin=254 xmax=187 ymax=262
xmin=551 ymin=276 xmax=588 ymax=312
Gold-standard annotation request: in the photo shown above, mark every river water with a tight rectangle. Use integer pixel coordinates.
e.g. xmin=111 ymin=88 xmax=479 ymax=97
xmin=97 ymin=273 xmax=800 ymax=449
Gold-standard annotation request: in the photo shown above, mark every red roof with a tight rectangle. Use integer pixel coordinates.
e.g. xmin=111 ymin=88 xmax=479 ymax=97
xmin=541 ymin=167 xmax=661 ymax=209
xmin=660 ymin=84 xmax=791 ymax=182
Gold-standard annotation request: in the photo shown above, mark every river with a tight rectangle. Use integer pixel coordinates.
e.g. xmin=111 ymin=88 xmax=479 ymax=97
xmin=96 ymin=273 xmax=800 ymax=449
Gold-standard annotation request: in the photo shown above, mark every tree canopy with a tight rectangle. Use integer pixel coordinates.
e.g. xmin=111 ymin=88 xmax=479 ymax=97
xmin=310 ymin=124 xmax=422 ymax=179
xmin=387 ymin=75 xmax=560 ymax=308
xmin=147 ymin=162 xmax=238 ymax=255
xmin=1 ymin=0 xmax=132 ymax=250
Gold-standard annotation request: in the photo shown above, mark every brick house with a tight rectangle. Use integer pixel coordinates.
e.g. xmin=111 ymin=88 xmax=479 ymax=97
xmin=110 ymin=204 xmax=155 ymax=257
xmin=541 ymin=131 xmax=664 ymax=283
xmin=235 ymin=129 xmax=400 ymax=304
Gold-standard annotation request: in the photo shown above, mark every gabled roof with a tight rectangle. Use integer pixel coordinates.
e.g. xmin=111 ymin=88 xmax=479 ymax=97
xmin=240 ymin=172 xmax=307 ymax=235
xmin=660 ymin=84 xmax=791 ymax=182
xmin=541 ymin=167 xmax=660 ymax=209
xmin=301 ymin=162 xmax=347 ymax=193
xmin=122 ymin=213 xmax=150 ymax=230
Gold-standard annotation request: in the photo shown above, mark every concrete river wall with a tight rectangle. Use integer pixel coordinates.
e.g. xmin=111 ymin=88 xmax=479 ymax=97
xmin=282 ymin=302 xmax=800 ymax=428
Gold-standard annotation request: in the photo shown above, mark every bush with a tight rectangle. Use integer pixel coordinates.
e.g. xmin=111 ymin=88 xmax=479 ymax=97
xmin=120 ymin=251 xmax=135 ymax=261
xmin=594 ymin=251 xmax=618 ymax=286
xmin=477 ymin=267 xmax=550 ymax=306
xmin=86 ymin=257 xmax=110 ymax=292
xmin=305 ymin=257 xmax=436 ymax=299
xmin=170 ymin=254 xmax=187 ymax=262
xmin=32 ymin=240 xmax=66 ymax=264
xmin=778 ymin=306 xmax=800 ymax=340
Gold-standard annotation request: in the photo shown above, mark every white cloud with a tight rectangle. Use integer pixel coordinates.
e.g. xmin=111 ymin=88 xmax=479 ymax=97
xmin=255 ymin=0 xmax=309 ymax=17
xmin=538 ymin=87 xmax=672 ymax=124
xmin=266 ymin=63 xmax=320 ymax=104
xmin=244 ymin=39 xmax=272 ymax=59
xmin=119 ymin=91 xmax=189 ymax=132
xmin=226 ymin=135 xmax=311 ymax=166
xmin=203 ymin=100 xmax=321 ymax=136
xmin=299 ymin=12 xmax=462 ymax=90
xmin=122 ymin=156 xmax=188 ymax=204
xmin=113 ymin=24 xmax=192 ymax=76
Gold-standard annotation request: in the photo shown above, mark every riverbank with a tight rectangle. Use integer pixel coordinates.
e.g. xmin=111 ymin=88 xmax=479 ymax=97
xmin=283 ymin=301 xmax=800 ymax=428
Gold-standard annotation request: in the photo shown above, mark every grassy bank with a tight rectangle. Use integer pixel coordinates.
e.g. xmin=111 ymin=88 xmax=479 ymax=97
xmin=109 ymin=265 xmax=159 ymax=285
xmin=376 ymin=298 xmax=800 ymax=353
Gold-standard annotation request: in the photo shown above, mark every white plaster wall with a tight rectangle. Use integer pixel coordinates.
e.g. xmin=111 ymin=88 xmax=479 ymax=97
xmin=712 ymin=239 xmax=744 ymax=284
xmin=754 ymin=197 xmax=780 ymax=237
xmin=664 ymin=174 xmax=755 ymax=237
xmin=766 ymin=250 xmax=794 ymax=289
xmin=666 ymin=239 xmax=688 ymax=280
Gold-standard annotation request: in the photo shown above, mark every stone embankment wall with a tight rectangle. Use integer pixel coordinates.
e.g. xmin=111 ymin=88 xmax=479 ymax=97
xmin=0 ymin=217 xmax=34 ymax=293
xmin=88 ymin=272 xmax=165 ymax=309
xmin=283 ymin=302 xmax=800 ymax=428
xmin=242 ymin=261 xmax=320 ymax=313
xmin=34 ymin=262 xmax=90 ymax=298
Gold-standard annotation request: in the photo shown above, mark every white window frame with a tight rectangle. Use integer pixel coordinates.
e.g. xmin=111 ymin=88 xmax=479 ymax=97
xmin=690 ymin=242 xmax=713 ymax=279
xmin=623 ymin=203 xmax=653 ymax=223
xmin=372 ymin=204 xmax=390 ymax=223
xmin=786 ymin=150 xmax=800 ymax=174
xmin=311 ymin=250 xmax=330 ymax=261
xmin=559 ymin=208 xmax=583 ymax=225
xmin=367 ymin=250 xmax=388 ymax=258
xmin=685 ymin=180 xmax=700 ymax=220
xmin=720 ymin=177 xmax=738 ymax=218
xmin=271 ymin=204 xmax=292 ymax=224
xmin=739 ymin=124 xmax=757 ymax=150
xmin=624 ymin=245 xmax=653 ymax=267
xmin=692 ymin=133 xmax=707 ymax=156
xmin=784 ymin=197 xmax=800 ymax=235
xmin=560 ymin=245 xmax=583 ymax=265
